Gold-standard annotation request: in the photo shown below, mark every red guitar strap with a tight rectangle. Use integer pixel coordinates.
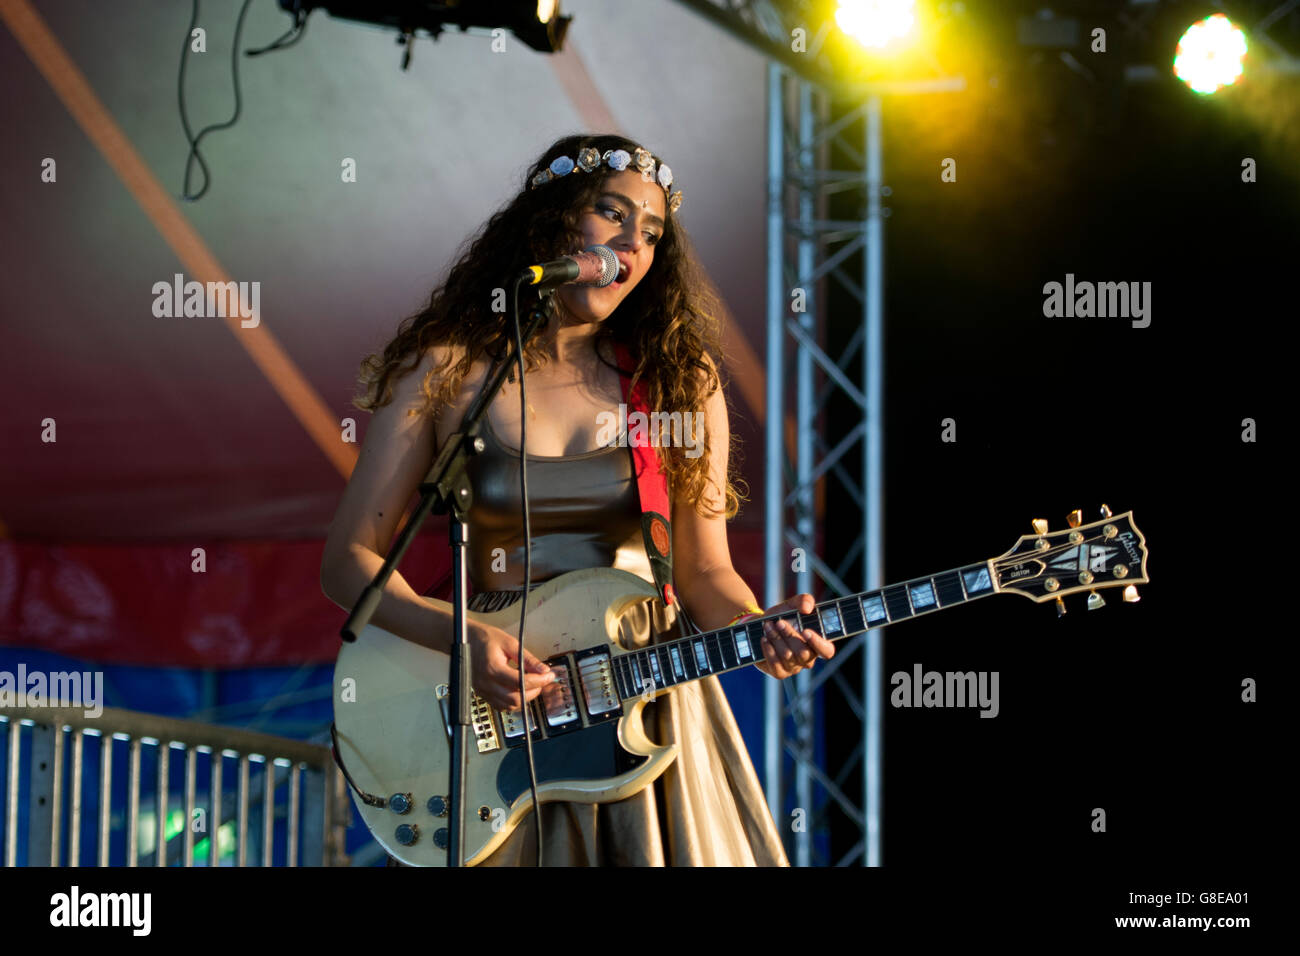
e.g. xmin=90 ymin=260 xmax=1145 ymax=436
xmin=612 ymin=341 xmax=675 ymax=607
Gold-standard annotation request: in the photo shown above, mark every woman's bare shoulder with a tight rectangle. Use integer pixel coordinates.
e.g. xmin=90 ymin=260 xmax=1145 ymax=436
xmin=415 ymin=342 xmax=462 ymax=378
xmin=415 ymin=342 xmax=496 ymax=440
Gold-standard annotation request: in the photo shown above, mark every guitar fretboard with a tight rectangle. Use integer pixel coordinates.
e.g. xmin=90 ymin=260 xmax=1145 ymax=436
xmin=610 ymin=562 xmax=997 ymax=699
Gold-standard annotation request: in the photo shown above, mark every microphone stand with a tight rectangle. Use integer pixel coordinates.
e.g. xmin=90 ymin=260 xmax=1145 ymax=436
xmin=340 ymin=289 xmax=552 ymax=867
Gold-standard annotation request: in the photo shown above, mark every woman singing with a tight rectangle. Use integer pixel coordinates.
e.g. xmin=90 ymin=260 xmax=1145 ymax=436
xmin=320 ymin=133 xmax=835 ymax=866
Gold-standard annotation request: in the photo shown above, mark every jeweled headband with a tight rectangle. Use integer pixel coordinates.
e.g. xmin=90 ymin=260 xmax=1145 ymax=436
xmin=528 ymin=145 xmax=684 ymax=214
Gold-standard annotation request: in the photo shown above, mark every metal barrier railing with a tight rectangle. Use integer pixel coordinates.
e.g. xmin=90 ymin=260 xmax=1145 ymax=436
xmin=0 ymin=705 xmax=349 ymax=866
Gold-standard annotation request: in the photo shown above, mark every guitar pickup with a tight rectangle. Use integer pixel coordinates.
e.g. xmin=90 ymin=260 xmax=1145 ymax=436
xmin=575 ymin=651 xmax=620 ymax=719
xmin=540 ymin=660 xmax=580 ymax=730
xmin=499 ymin=704 xmax=538 ymax=740
xmin=499 ymin=659 xmax=581 ymax=742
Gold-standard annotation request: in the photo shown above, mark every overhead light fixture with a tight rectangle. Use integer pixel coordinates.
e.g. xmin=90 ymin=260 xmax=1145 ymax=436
xmin=277 ymin=1 xmax=572 ymax=56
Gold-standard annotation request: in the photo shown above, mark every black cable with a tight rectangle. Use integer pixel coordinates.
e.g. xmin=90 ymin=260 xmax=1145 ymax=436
xmin=511 ymin=276 xmax=543 ymax=868
xmin=245 ymin=5 xmax=308 ymax=55
xmin=176 ymin=0 xmax=265 ymax=202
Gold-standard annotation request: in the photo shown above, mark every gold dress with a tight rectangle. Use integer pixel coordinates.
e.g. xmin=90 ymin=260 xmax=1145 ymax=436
xmin=429 ymin=410 xmax=789 ymax=866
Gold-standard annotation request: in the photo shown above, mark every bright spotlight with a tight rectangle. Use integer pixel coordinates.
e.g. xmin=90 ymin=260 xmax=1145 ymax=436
xmin=835 ymin=0 xmax=916 ymax=50
xmin=1173 ymin=14 xmax=1247 ymax=94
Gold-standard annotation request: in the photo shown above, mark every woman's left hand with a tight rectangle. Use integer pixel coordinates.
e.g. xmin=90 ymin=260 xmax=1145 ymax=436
xmin=754 ymin=594 xmax=836 ymax=679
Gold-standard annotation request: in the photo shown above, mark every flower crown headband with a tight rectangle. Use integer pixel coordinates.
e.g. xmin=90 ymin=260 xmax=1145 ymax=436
xmin=529 ymin=145 xmax=684 ymax=214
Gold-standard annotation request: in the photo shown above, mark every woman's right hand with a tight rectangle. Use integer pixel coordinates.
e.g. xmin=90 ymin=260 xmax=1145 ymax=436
xmin=468 ymin=619 xmax=558 ymax=712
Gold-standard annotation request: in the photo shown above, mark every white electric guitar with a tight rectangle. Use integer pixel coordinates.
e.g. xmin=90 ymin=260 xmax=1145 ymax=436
xmin=332 ymin=509 xmax=1149 ymax=865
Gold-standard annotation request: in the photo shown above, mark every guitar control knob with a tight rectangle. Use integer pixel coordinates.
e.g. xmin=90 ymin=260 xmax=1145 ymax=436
xmin=395 ymin=824 xmax=419 ymax=846
xmin=433 ymin=828 xmax=450 ymax=850
xmin=427 ymin=795 xmax=448 ymax=817
xmin=1122 ymin=585 xmax=1140 ymax=603
xmin=388 ymin=793 xmax=412 ymax=815
xmin=1087 ymin=590 xmax=1106 ymax=611
xmin=1066 ymin=509 xmax=1082 ymax=528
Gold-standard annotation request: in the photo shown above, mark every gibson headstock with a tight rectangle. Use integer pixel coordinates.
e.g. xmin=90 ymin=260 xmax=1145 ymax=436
xmin=992 ymin=506 xmax=1149 ymax=613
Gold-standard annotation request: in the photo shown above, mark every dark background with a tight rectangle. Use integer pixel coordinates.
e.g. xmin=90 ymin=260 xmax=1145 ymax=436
xmin=817 ymin=1 xmax=1283 ymax=871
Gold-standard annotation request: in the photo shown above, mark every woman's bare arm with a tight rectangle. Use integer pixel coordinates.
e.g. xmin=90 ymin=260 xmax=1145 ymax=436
xmin=320 ymin=347 xmax=456 ymax=653
xmin=671 ymin=356 xmax=834 ymax=677
xmin=670 ymin=361 xmax=762 ymax=629
xmin=319 ymin=347 xmax=557 ymax=710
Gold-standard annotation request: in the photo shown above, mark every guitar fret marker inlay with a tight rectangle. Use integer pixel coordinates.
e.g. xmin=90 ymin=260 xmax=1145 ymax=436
xmin=909 ymin=582 xmax=936 ymax=608
xmin=963 ymin=567 xmax=993 ymax=594
xmin=670 ymin=645 xmax=685 ymax=679
xmin=820 ymin=606 xmax=843 ymax=636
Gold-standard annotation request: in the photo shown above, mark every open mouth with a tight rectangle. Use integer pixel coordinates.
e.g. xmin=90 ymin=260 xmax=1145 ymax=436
xmin=614 ymin=262 xmax=630 ymax=284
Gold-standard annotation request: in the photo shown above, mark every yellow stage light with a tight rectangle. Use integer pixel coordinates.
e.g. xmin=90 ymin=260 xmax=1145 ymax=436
xmin=835 ymin=0 xmax=917 ymax=50
xmin=1174 ymin=14 xmax=1248 ymax=94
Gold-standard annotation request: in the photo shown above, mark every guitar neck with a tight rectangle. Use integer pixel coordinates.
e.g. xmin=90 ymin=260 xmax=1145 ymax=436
xmin=611 ymin=560 xmax=999 ymax=699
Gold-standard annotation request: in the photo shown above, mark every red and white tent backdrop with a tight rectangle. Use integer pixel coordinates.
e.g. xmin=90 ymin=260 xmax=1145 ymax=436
xmin=0 ymin=0 xmax=782 ymax=666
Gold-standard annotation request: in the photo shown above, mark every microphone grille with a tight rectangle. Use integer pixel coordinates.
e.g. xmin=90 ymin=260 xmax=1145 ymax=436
xmin=585 ymin=244 xmax=619 ymax=287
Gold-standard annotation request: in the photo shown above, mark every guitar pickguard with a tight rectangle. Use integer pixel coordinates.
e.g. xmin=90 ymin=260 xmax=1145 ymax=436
xmin=497 ymin=721 xmax=648 ymax=805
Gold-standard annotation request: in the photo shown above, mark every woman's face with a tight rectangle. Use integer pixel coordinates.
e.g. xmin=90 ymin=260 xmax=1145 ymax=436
xmin=554 ymin=168 xmax=667 ymax=325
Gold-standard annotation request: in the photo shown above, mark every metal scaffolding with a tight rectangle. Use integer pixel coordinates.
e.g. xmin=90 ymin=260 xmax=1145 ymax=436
xmin=762 ymin=69 xmax=963 ymax=867
xmin=763 ymin=65 xmax=886 ymax=868
xmin=673 ymin=0 xmax=962 ymax=866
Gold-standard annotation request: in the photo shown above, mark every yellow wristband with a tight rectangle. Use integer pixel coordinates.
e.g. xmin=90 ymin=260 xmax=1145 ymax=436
xmin=727 ymin=606 xmax=764 ymax=627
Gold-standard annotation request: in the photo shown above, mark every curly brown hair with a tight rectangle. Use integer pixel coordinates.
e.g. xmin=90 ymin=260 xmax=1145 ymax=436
xmin=353 ymin=132 xmax=746 ymax=519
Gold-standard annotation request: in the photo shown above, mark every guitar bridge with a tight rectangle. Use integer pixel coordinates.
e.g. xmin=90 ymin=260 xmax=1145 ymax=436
xmin=437 ymin=683 xmax=501 ymax=753
xmin=471 ymin=691 xmax=500 ymax=753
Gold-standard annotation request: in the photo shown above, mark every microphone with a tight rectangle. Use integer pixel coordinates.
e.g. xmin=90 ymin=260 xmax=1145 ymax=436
xmin=520 ymin=244 xmax=619 ymax=288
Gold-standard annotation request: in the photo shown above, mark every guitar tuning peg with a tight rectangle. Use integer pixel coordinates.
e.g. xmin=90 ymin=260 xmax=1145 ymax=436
xmin=1055 ymin=596 xmax=1067 ymax=617
xmin=1087 ymin=590 xmax=1106 ymax=611
xmin=1099 ymin=504 xmax=1112 ymax=518
xmin=1122 ymin=585 xmax=1140 ymax=603
xmin=1066 ymin=509 xmax=1082 ymax=528
xmin=1032 ymin=518 xmax=1049 ymax=535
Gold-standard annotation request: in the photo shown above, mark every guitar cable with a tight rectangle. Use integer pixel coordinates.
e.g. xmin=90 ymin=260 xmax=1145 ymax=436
xmin=510 ymin=276 xmax=545 ymax=868
xmin=504 ymin=278 xmax=700 ymax=867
